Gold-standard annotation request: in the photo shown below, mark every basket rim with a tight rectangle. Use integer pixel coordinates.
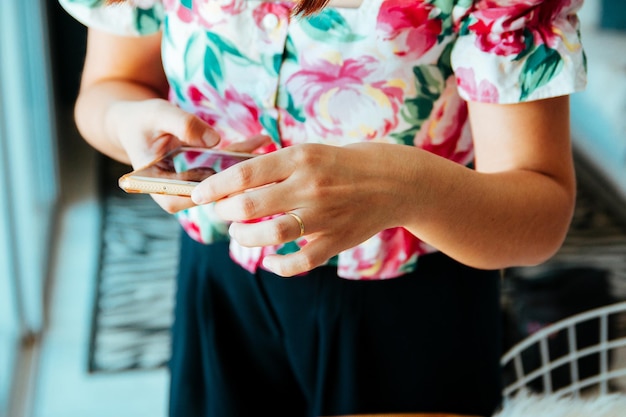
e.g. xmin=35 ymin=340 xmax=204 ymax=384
xmin=501 ymin=300 xmax=626 ymax=365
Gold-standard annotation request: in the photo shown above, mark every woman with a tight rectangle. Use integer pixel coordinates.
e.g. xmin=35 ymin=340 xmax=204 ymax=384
xmin=59 ymin=0 xmax=587 ymax=416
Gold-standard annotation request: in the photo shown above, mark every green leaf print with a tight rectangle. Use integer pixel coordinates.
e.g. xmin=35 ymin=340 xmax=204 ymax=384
xmin=184 ymin=32 xmax=206 ymax=80
xmin=206 ymin=32 xmax=250 ymax=64
xmin=519 ymin=44 xmax=564 ymax=101
xmin=398 ymin=253 xmax=419 ymax=275
xmin=276 ymin=241 xmax=301 ymax=255
xmin=406 ymin=96 xmax=437 ymax=121
xmin=163 ymin=17 xmax=175 ymax=47
xmin=135 ymin=7 xmax=162 ymax=34
xmin=431 ymin=0 xmax=454 ymax=12
xmin=430 ymin=0 xmax=454 ymax=41
xmin=413 ymin=64 xmax=446 ymax=98
xmin=261 ymin=53 xmax=282 ymax=77
xmin=201 ymin=32 xmax=257 ymax=91
xmin=181 ymin=0 xmax=192 ymax=8
xmin=392 ymin=65 xmax=445 ymax=146
xmin=204 ymin=47 xmax=223 ymax=91
xmin=284 ymin=92 xmax=306 ymax=123
xmin=299 ymin=9 xmax=365 ymax=43
xmin=457 ymin=15 xmax=473 ymax=37
xmin=169 ymin=78 xmax=187 ymax=103
xmin=284 ymin=36 xmax=298 ymax=64
xmin=455 ymin=0 xmax=473 ymax=8
xmin=436 ymin=41 xmax=454 ymax=80
xmin=259 ymin=113 xmax=281 ymax=145
xmin=513 ymin=28 xmax=535 ymax=62
xmin=390 ymin=126 xmax=420 ymax=146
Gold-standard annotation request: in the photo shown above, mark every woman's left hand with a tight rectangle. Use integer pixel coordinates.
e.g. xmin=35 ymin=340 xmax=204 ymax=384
xmin=191 ymin=142 xmax=399 ymax=277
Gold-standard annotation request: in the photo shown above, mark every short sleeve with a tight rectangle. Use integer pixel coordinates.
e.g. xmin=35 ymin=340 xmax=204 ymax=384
xmin=58 ymin=0 xmax=164 ymax=37
xmin=451 ymin=0 xmax=587 ymax=104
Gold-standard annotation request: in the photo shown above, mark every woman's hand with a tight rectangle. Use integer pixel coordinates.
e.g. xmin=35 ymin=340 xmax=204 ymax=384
xmin=190 ymin=96 xmax=577 ymax=276
xmin=107 ymin=98 xmax=219 ymax=169
xmin=104 ymin=98 xmax=217 ymax=213
xmin=191 ymin=142 xmax=402 ymax=276
xmin=108 ymin=98 xmax=271 ymax=214
xmin=73 ymin=30 xmax=223 ymax=214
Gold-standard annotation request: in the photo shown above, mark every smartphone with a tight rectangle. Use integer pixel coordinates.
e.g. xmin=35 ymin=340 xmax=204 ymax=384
xmin=118 ymin=147 xmax=256 ymax=196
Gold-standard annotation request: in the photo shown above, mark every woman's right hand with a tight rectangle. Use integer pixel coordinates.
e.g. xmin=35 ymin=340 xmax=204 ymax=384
xmin=108 ymin=98 xmax=271 ymax=214
xmin=107 ymin=98 xmax=220 ymax=170
xmin=75 ymin=29 xmax=270 ymax=214
xmin=105 ymin=98 xmax=221 ymax=213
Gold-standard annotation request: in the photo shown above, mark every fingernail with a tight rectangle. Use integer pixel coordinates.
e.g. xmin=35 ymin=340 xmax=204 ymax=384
xmin=262 ymin=257 xmax=275 ymax=272
xmin=203 ymin=131 xmax=220 ymax=146
xmin=190 ymin=188 xmax=204 ymax=205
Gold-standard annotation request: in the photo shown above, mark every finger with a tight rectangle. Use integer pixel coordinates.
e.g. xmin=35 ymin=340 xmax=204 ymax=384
xmin=211 ymin=180 xmax=301 ymax=222
xmin=191 ymin=149 xmax=295 ymax=205
xmin=261 ymin=239 xmax=332 ymax=277
xmin=224 ymin=135 xmax=271 ymax=153
xmin=228 ymin=212 xmax=305 ymax=247
xmin=150 ymin=193 xmax=197 ymax=214
xmin=151 ymin=101 xmax=221 ymax=148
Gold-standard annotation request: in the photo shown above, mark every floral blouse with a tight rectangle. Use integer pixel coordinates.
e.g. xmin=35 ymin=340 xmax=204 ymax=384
xmin=60 ymin=0 xmax=587 ymax=279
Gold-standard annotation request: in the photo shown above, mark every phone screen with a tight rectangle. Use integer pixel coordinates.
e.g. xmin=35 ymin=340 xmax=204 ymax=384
xmin=118 ymin=147 xmax=255 ymax=196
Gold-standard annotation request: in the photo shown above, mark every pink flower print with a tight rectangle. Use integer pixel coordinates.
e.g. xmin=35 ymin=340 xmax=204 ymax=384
xmin=376 ymin=0 xmax=442 ymax=58
xmin=164 ymin=0 xmax=246 ymax=27
xmin=468 ymin=0 xmax=580 ymax=56
xmin=194 ymin=0 xmax=246 ymax=28
xmin=286 ymin=56 xmax=404 ymax=141
xmin=467 ymin=15 xmax=527 ymax=56
xmin=415 ymin=78 xmax=473 ymax=164
xmin=338 ymin=228 xmax=425 ymax=279
xmin=276 ymin=109 xmax=307 ymax=147
xmin=454 ymin=67 xmax=500 ymax=103
xmin=163 ymin=0 xmax=194 ymax=23
xmin=252 ymin=2 xmax=292 ymax=43
xmin=188 ymin=85 xmax=265 ymax=147
xmin=375 ymin=228 xmax=424 ymax=274
xmin=177 ymin=214 xmax=204 ymax=243
xmin=229 ymin=242 xmax=264 ymax=273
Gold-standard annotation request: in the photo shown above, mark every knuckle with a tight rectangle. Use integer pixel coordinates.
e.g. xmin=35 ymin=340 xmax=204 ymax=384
xmin=307 ymin=177 xmax=332 ymax=199
xmin=291 ymin=143 xmax=320 ymax=165
xmin=297 ymin=253 xmax=317 ymax=273
xmin=181 ymin=113 xmax=201 ymax=140
xmin=273 ymin=220 xmax=292 ymax=242
xmin=231 ymin=163 xmax=255 ymax=188
xmin=238 ymin=195 xmax=258 ymax=218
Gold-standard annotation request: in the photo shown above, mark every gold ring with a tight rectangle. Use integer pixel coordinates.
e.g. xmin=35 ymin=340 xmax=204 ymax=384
xmin=285 ymin=212 xmax=305 ymax=237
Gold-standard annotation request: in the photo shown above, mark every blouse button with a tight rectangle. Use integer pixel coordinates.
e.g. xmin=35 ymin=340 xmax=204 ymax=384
xmin=261 ymin=13 xmax=279 ymax=30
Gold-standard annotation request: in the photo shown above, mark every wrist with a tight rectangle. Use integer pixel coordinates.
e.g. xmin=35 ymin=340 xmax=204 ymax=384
xmin=342 ymin=142 xmax=430 ymax=230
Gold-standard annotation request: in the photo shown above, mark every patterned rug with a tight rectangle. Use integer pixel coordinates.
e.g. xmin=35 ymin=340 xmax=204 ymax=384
xmin=88 ymin=157 xmax=180 ymax=373
xmin=88 ymin=154 xmax=626 ymax=373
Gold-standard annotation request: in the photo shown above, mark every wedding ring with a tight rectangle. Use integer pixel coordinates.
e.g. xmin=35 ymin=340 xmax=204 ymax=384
xmin=286 ymin=212 xmax=305 ymax=237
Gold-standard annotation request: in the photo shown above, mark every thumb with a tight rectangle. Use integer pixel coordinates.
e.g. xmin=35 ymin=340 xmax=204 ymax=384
xmin=154 ymin=103 xmax=221 ymax=148
xmin=224 ymin=135 xmax=272 ymax=153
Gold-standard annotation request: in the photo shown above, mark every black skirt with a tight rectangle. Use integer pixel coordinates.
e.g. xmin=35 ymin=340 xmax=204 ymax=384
xmin=169 ymin=231 xmax=502 ymax=417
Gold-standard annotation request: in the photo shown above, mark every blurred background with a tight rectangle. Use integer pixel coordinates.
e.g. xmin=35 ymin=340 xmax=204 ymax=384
xmin=1 ymin=1 xmax=625 ymax=416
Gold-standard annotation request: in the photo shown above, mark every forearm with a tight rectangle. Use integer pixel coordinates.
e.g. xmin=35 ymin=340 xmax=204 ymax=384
xmin=74 ymin=80 xmax=164 ymax=165
xmin=353 ymin=140 xmax=574 ymax=269
xmin=370 ymin=144 xmax=575 ymax=269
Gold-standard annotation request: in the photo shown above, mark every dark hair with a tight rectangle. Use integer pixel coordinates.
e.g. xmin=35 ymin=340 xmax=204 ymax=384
xmin=292 ymin=0 xmax=330 ymax=16
xmin=106 ymin=0 xmax=328 ymax=17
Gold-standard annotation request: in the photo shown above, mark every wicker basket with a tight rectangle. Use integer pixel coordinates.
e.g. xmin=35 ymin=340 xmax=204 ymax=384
xmin=501 ymin=301 xmax=626 ymax=399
